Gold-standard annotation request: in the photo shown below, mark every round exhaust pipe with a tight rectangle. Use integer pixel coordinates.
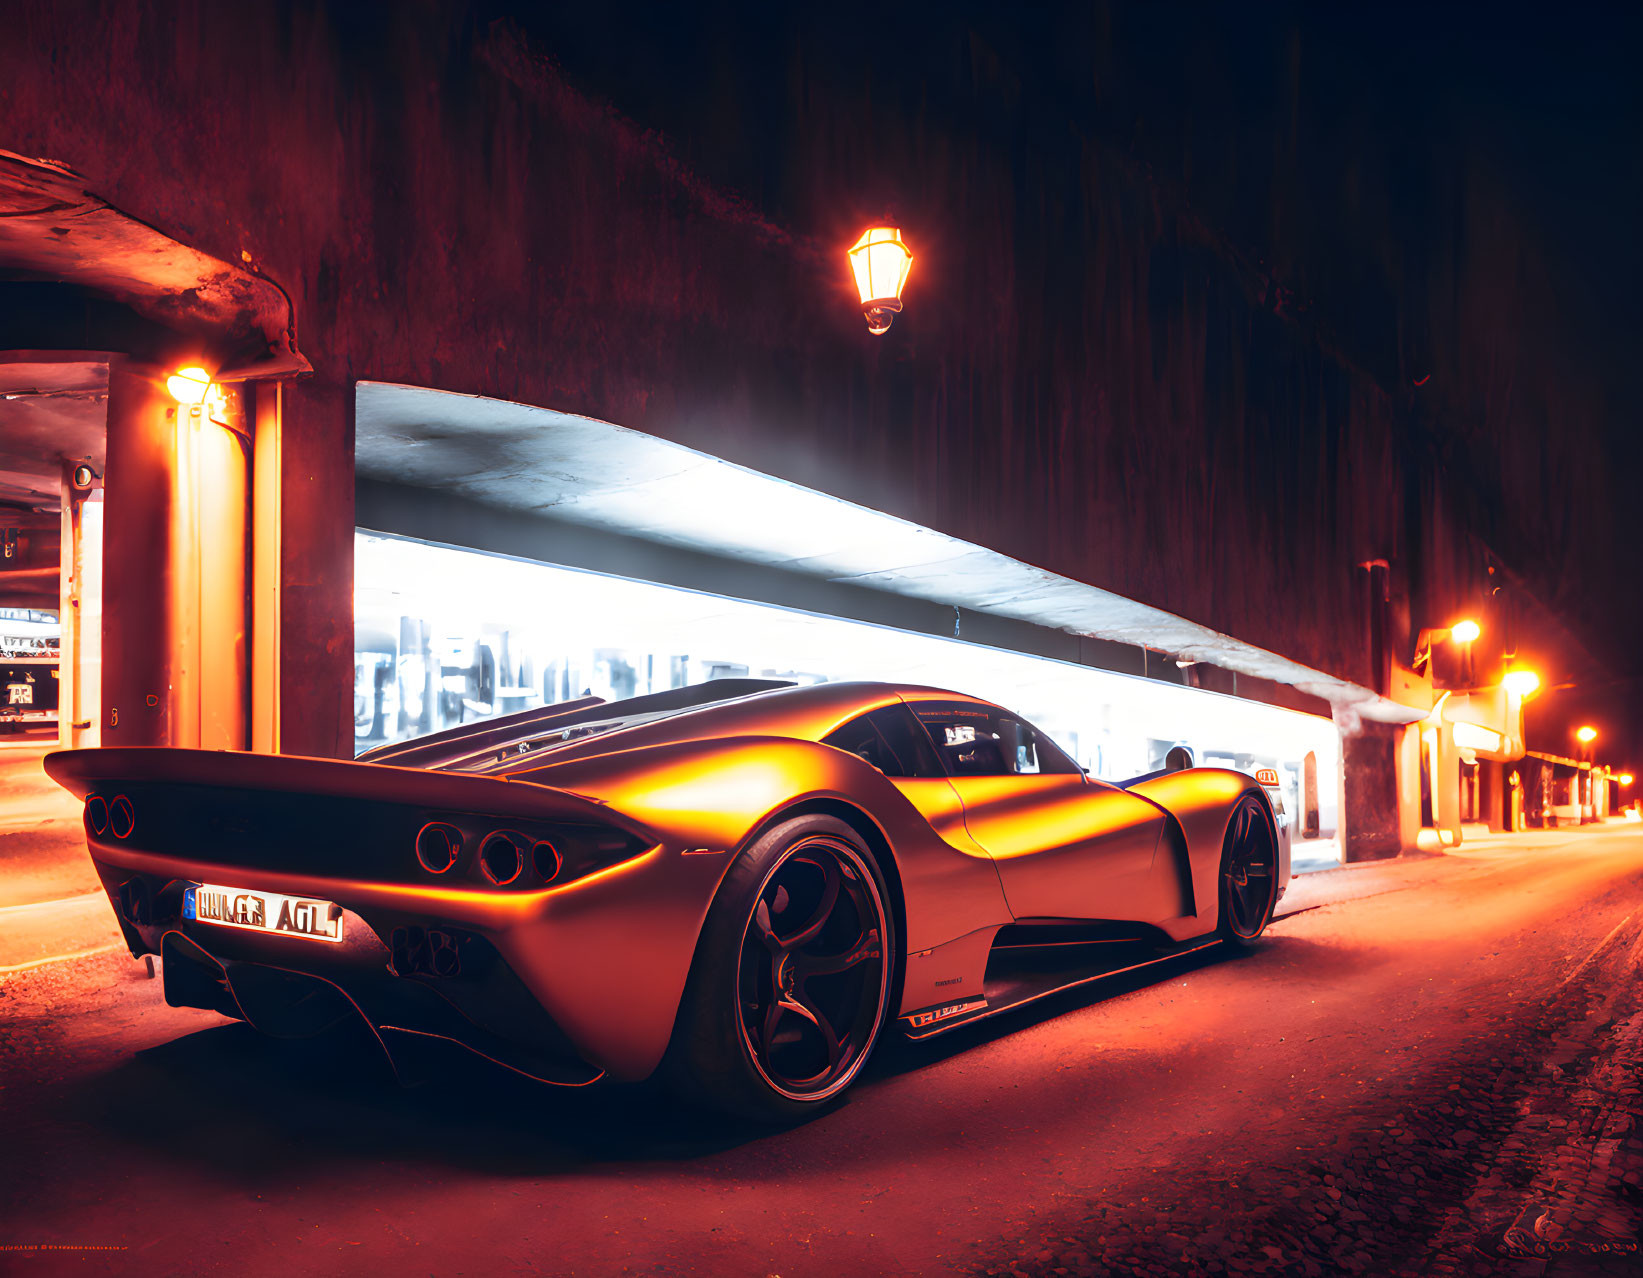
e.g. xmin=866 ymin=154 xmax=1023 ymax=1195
xmin=108 ymin=794 xmax=135 ymax=840
xmin=415 ymin=822 xmax=462 ymax=874
xmin=478 ymin=831 xmax=525 ymax=886
xmin=532 ymin=839 xmax=562 ymax=884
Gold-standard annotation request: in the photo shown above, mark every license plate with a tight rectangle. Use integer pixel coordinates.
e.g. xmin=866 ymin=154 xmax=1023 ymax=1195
xmin=184 ymin=883 xmax=344 ymax=943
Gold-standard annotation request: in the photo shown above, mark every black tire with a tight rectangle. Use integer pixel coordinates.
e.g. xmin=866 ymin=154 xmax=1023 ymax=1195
xmin=1216 ymin=791 xmax=1280 ymax=949
xmin=665 ymin=814 xmax=895 ymax=1124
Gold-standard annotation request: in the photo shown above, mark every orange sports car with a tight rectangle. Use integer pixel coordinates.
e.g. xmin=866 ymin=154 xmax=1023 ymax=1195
xmin=46 ymin=679 xmax=1288 ymax=1121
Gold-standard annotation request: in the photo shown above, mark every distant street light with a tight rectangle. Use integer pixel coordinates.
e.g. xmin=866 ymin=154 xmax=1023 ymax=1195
xmin=848 ymin=227 xmax=914 ymax=335
xmin=1447 ymin=619 xmax=1481 ymax=684
xmin=1575 ymin=725 xmax=1598 ymax=776
xmin=1502 ymin=668 xmax=1541 ymax=698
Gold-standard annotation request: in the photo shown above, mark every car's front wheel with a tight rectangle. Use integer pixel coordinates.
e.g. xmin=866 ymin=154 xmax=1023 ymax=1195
xmin=1217 ymin=792 xmax=1280 ymax=948
xmin=667 ymin=814 xmax=894 ymax=1123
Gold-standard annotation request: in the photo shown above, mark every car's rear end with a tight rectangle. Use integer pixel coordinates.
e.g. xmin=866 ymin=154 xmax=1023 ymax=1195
xmin=44 ymin=747 xmax=731 ymax=1084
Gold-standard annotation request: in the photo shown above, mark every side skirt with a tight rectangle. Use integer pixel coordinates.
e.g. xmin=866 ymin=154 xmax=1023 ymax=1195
xmin=899 ymin=925 xmax=1221 ymax=1041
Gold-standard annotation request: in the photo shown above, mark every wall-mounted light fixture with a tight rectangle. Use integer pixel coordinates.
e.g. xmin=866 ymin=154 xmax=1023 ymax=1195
xmin=848 ymin=227 xmax=914 ymax=335
xmin=1414 ymin=618 xmax=1481 ymax=675
xmin=165 ymin=364 xmax=230 ymax=429
xmin=1576 ymin=725 xmax=1598 ymax=745
xmin=166 ymin=365 xmax=214 ymax=404
xmin=1501 ymin=668 xmax=1540 ymax=698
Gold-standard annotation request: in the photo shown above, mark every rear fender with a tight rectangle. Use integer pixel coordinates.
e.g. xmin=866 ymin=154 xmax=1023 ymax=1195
xmin=1124 ymin=768 xmax=1268 ymax=938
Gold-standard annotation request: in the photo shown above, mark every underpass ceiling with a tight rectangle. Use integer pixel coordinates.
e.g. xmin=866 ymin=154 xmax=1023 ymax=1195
xmin=356 ymin=381 xmax=1421 ymax=724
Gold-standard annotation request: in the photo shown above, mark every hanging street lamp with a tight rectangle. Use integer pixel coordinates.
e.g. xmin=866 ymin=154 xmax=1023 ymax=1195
xmin=848 ymin=227 xmax=914 ymax=335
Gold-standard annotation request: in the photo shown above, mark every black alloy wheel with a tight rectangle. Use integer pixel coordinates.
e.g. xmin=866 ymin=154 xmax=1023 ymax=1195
xmin=735 ymin=835 xmax=888 ymax=1103
xmin=666 ymin=813 xmax=895 ymax=1123
xmin=1218 ymin=792 xmax=1279 ymax=946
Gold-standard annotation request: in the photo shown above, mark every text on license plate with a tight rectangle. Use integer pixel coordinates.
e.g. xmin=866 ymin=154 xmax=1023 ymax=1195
xmin=184 ymin=883 xmax=344 ymax=943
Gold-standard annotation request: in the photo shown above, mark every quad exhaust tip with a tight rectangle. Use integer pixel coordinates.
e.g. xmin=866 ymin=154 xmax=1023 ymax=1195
xmin=108 ymin=794 xmax=135 ymax=839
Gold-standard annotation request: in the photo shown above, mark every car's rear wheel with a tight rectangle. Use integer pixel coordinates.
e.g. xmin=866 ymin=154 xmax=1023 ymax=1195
xmin=666 ymin=814 xmax=894 ymax=1123
xmin=1217 ymin=792 xmax=1280 ymax=948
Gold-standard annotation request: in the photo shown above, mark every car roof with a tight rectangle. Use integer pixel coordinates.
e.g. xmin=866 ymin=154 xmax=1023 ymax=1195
xmin=457 ymin=680 xmax=984 ymax=775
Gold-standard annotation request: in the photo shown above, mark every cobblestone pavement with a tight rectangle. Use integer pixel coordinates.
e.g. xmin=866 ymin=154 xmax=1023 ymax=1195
xmin=978 ymin=901 xmax=1642 ymax=1278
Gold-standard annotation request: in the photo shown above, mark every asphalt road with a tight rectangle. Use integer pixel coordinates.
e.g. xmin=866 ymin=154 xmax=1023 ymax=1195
xmin=1 ymin=814 xmax=1640 ymax=1277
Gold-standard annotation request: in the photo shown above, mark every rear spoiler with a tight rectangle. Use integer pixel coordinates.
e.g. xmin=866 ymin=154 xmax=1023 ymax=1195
xmin=41 ymin=746 xmax=637 ymax=832
xmin=357 ymin=678 xmax=795 ymax=771
xmin=357 ymin=697 xmax=606 ymax=768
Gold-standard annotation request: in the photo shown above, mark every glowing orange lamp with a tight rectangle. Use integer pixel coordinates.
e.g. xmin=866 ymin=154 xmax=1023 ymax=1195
xmin=1449 ymin=619 xmax=1481 ymax=644
xmin=1501 ymin=668 xmax=1540 ymax=698
xmin=166 ymin=366 xmax=214 ymax=404
xmin=848 ymin=227 xmax=914 ymax=335
xmin=1576 ymin=726 xmax=1598 ymax=745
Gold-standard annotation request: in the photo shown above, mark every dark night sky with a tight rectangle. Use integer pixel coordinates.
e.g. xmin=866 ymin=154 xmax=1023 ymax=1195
xmin=485 ymin=1 xmax=1642 ymax=765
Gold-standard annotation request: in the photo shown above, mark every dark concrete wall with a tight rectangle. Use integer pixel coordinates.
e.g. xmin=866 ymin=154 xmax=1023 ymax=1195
xmin=0 ymin=2 xmax=1554 ymax=756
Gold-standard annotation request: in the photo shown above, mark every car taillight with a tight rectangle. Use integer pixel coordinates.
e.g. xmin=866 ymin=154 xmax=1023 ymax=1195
xmin=415 ymin=822 xmax=462 ymax=874
xmin=85 ymin=795 xmax=109 ymax=836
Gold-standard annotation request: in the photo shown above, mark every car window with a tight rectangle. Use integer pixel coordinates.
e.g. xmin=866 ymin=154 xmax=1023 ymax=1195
xmin=822 ymin=703 xmax=944 ymax=778
xmin=910 ymin=701 xmax=1082 ymax=777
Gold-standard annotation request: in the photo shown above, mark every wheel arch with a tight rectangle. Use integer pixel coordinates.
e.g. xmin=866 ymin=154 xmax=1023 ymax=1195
xmin=734 ymin=796 xmax=908 ymax=1014
xmin=1126 ymin=768 xmax=1275 ymax=932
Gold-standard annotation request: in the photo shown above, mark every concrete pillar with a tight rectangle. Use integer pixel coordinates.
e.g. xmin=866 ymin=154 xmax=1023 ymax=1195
xmin=186 ymin=381 xmax=249 ymax=749
xmin=56 ymin=464 xmax=102 ymax=748
xmin=1480 ymin=761 xmax=1509 ymax=832
xmin=101 ymin=359 xmax=247 ymax=750
xmin=1431 ymin=722 xmax=1462 ymax=846
xmin=274 ymin=377 xmax=354 ymax=760
xmin=250 ymin=382 xmax=282 ymax=754
xmin=1339 ymin=719 xmax=1408 ymax=861
xmin=102 ymin=361 xmax=176 ymax=746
